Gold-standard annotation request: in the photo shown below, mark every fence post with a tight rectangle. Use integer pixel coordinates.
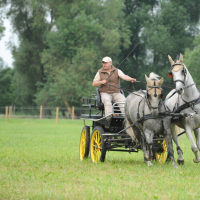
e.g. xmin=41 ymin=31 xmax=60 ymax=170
xmin=72 ymin=106 xmax=74 ymax=120
xmin=56 ymin=107 xmax=59 ymax=124
xmin=40 ymin=105 xmax=42 ymax=119
xmin=5 ymin=106 xmax=8 ymax=122
xmin=9 ymin=106 xmax=12 ymax=118
xmin=13 ymin=105 xmax=15 ymax=116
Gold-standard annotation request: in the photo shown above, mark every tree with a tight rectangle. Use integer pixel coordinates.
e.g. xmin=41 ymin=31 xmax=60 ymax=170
xmin=118 ymin=0 xmax=200 ymax=96
xmin=0 ymin=64 xmax=15 ymax=107
xmin=0 ymin=7 xmax=5 ymax=38
xmin=141 ymin=0 xmax=197 ymax=94
xmin=0 ymin=0 xmax=56 ymax=106
xmin=36 ymin=0 xmax=131 ymax=107
xmin=118 ymin=0 xmax=158 ymax=92
xmin=184 ymin=34 xmax=200 ymax=87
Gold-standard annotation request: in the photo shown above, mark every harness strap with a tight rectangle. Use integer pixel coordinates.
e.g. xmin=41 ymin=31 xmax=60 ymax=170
xmin=175 ymin=95 xmax=200 ymax=113
xmin=182 ymin=82 xmax=196 ymax=90
xmin=174 ymin=79 xmax=185 ymax=85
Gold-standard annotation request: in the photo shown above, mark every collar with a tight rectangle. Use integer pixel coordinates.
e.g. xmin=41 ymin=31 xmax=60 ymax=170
xmin=100 ymin=65 xmax=116 ymax=73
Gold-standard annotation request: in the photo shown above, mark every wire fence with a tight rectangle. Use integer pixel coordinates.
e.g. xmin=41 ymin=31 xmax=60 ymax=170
xmin=0 ymin=106 xmax=98 ymax=120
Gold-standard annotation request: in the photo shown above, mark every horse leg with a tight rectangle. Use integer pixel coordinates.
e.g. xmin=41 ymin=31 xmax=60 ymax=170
xmin=185 ymin=126 xmax=200 ymax=163
xmin=194 ymin=128 xmax=200 ymax=152
xmin=165 ymin=131 xmax=178 ymax=168
xmin=171 ymin=123 xmax=184 ymax=165
xmin=143 ymin=145 xmax=153 ymax=167
xmin=144 ymin=129 xmax=154 ymax=167
xmin=164 ymin=121 xmax=178 ymax=168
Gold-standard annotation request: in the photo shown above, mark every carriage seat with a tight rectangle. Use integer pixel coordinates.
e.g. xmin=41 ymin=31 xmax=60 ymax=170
xmin=95 ymin=87 xmax=125 ymax=111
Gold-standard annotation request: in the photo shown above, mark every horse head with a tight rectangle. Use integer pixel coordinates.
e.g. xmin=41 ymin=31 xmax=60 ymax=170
xmin=145 ymin=73 xmax=164 ymax=117
xmin=168 ymin=53 xmax=187 ymax=94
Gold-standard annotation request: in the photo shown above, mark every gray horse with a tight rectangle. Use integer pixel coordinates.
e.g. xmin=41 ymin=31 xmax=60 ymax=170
xmin=165 ymin=53 xmax=200 ymax=163
xmin=125 ymin=73 xmax=177 ymax=167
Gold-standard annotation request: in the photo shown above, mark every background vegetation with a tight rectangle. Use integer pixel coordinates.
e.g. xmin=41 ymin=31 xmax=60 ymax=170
xmin=0 ymin=0 xmax=200 ymax=108
xmin=0 ymin=118 xmax=200 ymax=199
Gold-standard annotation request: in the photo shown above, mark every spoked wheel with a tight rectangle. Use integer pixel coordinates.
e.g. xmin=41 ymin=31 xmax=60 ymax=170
xmin=79 ymin=126 xmax=90 ymax=161
xmin=90 ymin=126 xmax=106 ymax=163
xmin=155 ymin=140 xmax=168 ymax=164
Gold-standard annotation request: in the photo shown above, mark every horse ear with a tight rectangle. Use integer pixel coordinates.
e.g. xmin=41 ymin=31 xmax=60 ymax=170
xmin=168 ymin=55 xmax=174 ymax=65
xmin=158 ymin=77 xmax=164 ymax=86
xmin=179 ymin=53 xmax=183 ymax=63
xmin=145 ymin=74 xmax=151 ymax=85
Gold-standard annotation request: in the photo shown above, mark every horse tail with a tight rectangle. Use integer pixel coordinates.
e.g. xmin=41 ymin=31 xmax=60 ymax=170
xmin=175 ymin=125 xmax=184 ymax=140
xmin=124 ymin=118 xmax=136 ymax=140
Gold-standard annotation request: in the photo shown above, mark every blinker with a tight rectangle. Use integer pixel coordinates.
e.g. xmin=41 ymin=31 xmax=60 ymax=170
xmin=168 ymin=70 xmax=173 ymax=79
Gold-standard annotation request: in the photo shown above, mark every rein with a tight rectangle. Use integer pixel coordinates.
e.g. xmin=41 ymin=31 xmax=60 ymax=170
xmin=135 ymin=80 xmax=174 ymax=89
xmin=107 ymin=83 xmax=163 ymax=110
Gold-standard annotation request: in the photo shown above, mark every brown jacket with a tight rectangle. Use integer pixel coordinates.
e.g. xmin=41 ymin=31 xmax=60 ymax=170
xmin=98 ymin=66 xmax=120 ymax=93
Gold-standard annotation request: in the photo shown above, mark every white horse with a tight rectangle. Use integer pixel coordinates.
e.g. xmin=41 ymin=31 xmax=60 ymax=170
xmin=125 ymin=73 xmax=177 ymax=167
xmin=165 ymin=53 xmax=200 ymax=163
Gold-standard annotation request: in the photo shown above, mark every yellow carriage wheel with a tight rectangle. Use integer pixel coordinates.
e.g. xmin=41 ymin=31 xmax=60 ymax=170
xmin=155 ymin=140 xmax=168 ymax=164
xmin=90 ymin=126 xmax=106 ymax=163
xmin=79 ymin=126 xmax=90 ymax=161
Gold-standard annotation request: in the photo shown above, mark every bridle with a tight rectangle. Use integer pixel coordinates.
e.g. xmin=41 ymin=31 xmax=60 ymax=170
xmin=168 ymin=62 xmax=187 ymax=85
xmin=146 ymin=79 xmax=163 ymax=109
xmin=168 ymin=61 xmax=195 ymax=90
xmin=167 ymin=61 xmax=199 ymax=114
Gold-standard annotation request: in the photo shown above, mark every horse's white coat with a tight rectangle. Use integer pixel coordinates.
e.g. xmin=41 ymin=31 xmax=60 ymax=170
xmin=165 ymin=55 xmax=200 ymax=163
xmin=125 ymin=73 xmax=177 ymax=167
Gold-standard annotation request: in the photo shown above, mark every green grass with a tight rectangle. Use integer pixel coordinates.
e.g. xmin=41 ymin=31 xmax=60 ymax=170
xmin=0 ymin=118 xmax=200 ymax=199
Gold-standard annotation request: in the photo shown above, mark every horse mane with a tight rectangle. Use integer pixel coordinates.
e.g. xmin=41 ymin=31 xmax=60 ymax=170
xmin=149 ymin=72 xmax=160 ymax=80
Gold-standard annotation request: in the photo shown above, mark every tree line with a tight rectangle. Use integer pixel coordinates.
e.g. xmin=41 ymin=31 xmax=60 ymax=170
xmin=0 ymin=0 xmax=200 ymax=108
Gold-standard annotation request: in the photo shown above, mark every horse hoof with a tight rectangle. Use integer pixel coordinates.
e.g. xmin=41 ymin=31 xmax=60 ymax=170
xmin=177 ymin=159 xmax=184 ymax=165
xmin=146 ymin=161 xmax=153 ymax=167
xmin=193 ymin=158 xmax=200 ymax=163
xmin=173 ymin=164 xmax=178 ymax=168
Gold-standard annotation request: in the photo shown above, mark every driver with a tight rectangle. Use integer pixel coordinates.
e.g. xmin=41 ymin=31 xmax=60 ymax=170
xmin=93 ymin=56 xmax=136 ymax=120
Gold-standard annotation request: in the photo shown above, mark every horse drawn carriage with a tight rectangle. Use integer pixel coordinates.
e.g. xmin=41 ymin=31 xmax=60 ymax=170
xmin=79 ymin=87 xmax=169 ymax=164
xmin=79 ymin=53 xmax=200 ymax=167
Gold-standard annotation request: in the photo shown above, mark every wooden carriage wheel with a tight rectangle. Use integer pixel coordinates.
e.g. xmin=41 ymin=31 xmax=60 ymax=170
xmin=79 ymin=126 xmax=90 ymax=161
xmin=155 ymin=140 xmax=168 ymax=164
xmin=90 ymin=126 xmax=106 ymax=163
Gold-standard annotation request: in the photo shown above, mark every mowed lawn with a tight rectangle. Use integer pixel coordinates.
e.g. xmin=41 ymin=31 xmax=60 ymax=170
xmin=0 ymin=118 xmax=200 ymax=199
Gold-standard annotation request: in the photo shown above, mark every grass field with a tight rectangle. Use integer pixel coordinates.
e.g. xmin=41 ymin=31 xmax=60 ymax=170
xmin=0 ymin=118 xmax=200 ymax=199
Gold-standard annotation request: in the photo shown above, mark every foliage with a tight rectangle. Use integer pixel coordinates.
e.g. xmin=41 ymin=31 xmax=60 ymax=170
xmin=120 ymin=0 xmax=199 ymax=95
xmin=0 ymin=0 xmax=56 ymax=106
xmin=38 ymin=0 xmax=131 ymax=107
xmin=184 ymin=34 xmax=200 ymax=88
xmin=119 ymin=0 xmax=158 ymax=91
xmin=0 ymin=7 xmax=5 ymax=38
xmin=1 ymin=0 xmax=200 ymax=106
xmin=0 ymin=65 xmax=15 ymax=106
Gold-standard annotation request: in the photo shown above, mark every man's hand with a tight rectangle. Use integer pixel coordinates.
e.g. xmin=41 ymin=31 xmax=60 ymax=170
xmin=93 ymin=80 xmax=107 ymax=87
xmin=121 ymin=75 xmax=136 ymax=83
xmin=101 ymin=80 xmax=107 ymax=84
xmin=130 ymin=78 xmax=136 ymax=83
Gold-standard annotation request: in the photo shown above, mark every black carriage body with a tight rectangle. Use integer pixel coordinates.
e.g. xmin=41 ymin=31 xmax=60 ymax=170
xmin=81 ymin=88 xmax=139 ymax=154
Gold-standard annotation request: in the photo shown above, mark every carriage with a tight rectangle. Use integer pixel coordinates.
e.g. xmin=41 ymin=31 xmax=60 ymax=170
xmin=79 ymin=88 xmax=168 ymax=164
xmin=79 ymin=54 xmax=200 ymax=166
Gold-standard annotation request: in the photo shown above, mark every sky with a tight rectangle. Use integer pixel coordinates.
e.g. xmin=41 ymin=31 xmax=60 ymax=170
xmin=0 ymin=18 xmax=18 ymax=68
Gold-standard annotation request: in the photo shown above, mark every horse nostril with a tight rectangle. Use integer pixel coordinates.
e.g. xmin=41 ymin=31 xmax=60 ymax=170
xmin=176 ymin=87 xmax=183 ymax=94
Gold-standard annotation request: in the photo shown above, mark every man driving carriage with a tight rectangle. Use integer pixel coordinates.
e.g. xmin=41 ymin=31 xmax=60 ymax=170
xmin=92 ymin=56 xmax=136 ymax=120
